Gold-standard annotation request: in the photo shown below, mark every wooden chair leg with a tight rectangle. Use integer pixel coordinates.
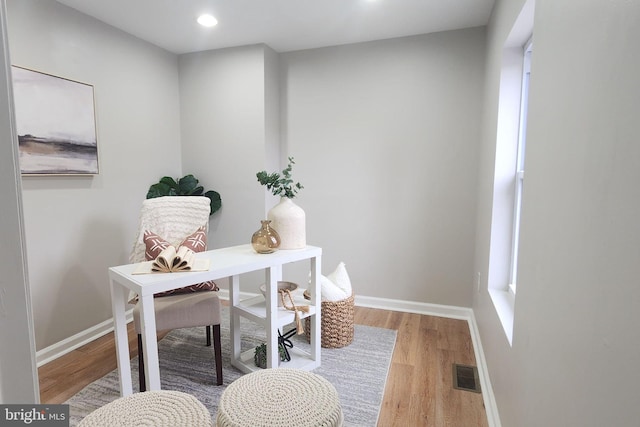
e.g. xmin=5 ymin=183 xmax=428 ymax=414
xmin=137 ymin=334 xmax=146 ymax=392
xmin=213 ymin=324 xmax=223 ymax=385
xmin=206 ymin=325 xmax=211 ymax=347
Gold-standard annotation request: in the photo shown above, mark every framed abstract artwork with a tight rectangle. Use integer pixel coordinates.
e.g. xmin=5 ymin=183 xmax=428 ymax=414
xmin=11 ymin=66 xmax=99 ymax=175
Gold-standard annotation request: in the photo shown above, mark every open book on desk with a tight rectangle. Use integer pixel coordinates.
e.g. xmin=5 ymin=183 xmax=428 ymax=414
xmin=132 ymin=245 xmax=210 ymax=275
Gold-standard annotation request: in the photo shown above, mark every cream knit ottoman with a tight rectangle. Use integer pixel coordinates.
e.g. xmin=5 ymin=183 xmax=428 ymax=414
xmin=78 ymin=390 xmax=212 ymax=426
xmin=216 ymin=368 xmax=343 ymax=427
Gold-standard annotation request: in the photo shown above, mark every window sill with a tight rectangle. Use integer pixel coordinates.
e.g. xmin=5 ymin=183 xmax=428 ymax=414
xmin=489 ymin=288 xmax=515 ymax=346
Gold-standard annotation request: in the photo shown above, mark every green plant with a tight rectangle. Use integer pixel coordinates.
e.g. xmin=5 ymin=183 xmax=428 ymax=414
xmin=256 ymin=157 xmax=304 ymax=198
xmin=146 ymin=174 xmax=222 ymax=215
xmin=253 ymin=343 xmax=288 ymax=369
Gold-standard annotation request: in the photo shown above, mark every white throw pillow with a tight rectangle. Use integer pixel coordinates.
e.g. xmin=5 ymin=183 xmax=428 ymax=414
xmin=320 ymin=274 xmax=348 ymax=302
xmin=327 ymin=262 xmax=352 ymax=297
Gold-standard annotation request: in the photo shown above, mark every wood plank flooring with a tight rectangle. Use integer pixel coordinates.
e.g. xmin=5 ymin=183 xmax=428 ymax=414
xmin=38 ymin=306 xmax=488 ymax=426
xmin=358 ymin=308 xmax=488 ymax=427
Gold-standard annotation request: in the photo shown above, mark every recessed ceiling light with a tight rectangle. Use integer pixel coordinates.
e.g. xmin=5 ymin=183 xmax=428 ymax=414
xmin=197 ymin=14 xmax=218 ymax=27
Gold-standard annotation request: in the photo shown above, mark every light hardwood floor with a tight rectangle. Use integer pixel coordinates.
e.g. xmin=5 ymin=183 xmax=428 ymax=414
xmin=38 ymin=305 xmax=488 ymax=426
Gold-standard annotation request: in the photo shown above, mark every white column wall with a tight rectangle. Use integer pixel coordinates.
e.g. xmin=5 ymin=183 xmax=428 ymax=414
xmin=0 ymin=0 xmax=38 ymax=403
xmin=178 ymin=44 xmax=271 ymax=250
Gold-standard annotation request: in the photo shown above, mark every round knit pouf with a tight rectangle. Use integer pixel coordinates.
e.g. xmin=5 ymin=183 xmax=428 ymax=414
xmin=78 ymin=390 xmax=212 ymax=427
xmin=216 ymin=368 xmax=343 ymax=427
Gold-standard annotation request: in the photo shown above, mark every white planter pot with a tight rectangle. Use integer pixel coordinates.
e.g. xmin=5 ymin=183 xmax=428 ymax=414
xmin=267 ymin=197 xmax=306 ymax=249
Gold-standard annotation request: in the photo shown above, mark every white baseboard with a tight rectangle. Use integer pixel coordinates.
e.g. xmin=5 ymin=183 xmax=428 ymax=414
xmin=35 ymin=292 xmax=500 ymax=426
xmin=354 ymin=294 xmax=473 ymax=319
xmin=467 ymin=310 xmax=502 ymax=427
xmin=36 ymin=309 xmax=133 ymax=367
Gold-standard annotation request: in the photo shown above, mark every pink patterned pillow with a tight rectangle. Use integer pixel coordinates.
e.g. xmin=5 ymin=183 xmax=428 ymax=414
xmin=180 ymin=227 xmax=207 ymax=252
xmin=143 ymin=230 xmax=172 ymax=260
xmin=143 ymin=227 xmax=218 ymax=296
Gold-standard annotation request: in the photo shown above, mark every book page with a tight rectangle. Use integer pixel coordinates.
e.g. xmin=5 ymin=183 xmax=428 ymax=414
xmin=132 ymin=261 xmax=154 ymax=275
xmin=191 ymin=258 xmax=210 ymax=271
xmin=131 ymin=258 xmax=209 ymax=275
xmin=152 ymin=245 xmax=177 ymax=272
xmin=173 ymin=246 xmax=195 ymax=270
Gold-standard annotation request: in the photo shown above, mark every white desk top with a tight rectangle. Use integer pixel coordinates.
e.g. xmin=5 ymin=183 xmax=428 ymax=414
xmin=108 ymin=244 xmax=322 ymax=297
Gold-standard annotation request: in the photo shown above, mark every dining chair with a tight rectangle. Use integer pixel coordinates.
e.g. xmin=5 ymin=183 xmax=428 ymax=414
xmin=129 ymin=196 xmax=223 ymax=390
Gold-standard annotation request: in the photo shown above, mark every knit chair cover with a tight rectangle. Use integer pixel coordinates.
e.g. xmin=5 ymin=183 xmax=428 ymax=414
xmin=130 ymin=196 xmax=211 ymax=264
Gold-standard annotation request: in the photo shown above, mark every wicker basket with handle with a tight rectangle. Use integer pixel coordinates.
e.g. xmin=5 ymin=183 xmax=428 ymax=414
xmin=304 ymin=290 xmax=354 ymax=348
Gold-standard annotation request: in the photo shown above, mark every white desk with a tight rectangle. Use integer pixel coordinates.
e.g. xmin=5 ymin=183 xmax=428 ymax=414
xmin=109 ymin=244 xmax=322 ymax=396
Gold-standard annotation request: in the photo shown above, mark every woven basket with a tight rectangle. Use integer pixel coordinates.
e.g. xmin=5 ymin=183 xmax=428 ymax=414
xmin=304 ymin=291 xmax=354 ymax=348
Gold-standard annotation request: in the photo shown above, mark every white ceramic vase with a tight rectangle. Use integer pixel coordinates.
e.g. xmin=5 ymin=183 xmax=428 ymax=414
xmin=267 ymin=197 xmax=306 ymax=249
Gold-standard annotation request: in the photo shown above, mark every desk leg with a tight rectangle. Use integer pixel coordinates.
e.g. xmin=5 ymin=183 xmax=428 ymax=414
xmin=310 ymin=255 xmax=321 ymax=365
xmin=138 ymin=294 xmax=160 ymax=390
xmin=229 ymin=275 xmax=241 ymax=368
xmin=266 ymin=266 xmax=280 ymax=368
xmin=110 ymin=280 xmax=132 ymax=396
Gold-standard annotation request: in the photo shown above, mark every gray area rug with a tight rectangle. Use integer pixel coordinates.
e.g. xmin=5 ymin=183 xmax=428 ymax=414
xmin=66 ymin=307 xmax=397 ymax=426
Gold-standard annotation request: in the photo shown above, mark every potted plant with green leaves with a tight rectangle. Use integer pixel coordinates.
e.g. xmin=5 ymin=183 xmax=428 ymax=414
xmin=256 ymin=157 xmax=306 ymax=249
xmin=147 ymin=174 xmax=221 ymax=215
xmin=256 ymin=157 xmax=304 ymax=199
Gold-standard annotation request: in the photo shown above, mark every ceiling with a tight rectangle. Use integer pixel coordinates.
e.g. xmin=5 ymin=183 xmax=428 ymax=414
xmin=54 ymin=0 xmax=495 ymax=54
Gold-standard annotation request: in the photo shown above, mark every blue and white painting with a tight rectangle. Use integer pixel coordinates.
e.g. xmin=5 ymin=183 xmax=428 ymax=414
xmin=11 ymin=66 xmax=98 ymax=175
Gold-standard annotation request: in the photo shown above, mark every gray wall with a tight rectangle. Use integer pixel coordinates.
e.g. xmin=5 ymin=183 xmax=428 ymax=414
xmin=473 ymin=0 xmax=640 ymax=425
xmin=7 ymin=0 xmax=183 ymax=349
xmin=281 ymin=28 xmax=486 ymax=306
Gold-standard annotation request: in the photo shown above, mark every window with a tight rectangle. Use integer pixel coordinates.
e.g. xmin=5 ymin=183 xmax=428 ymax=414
xmin=508 ymin=39 xmax=532 ymax=295
xmin=487 ymin=0 xmax=535 ymax=345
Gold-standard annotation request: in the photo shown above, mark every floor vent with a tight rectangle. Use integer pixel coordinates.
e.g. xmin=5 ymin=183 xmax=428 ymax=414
xmin=453 ymin=364 xmax=481 ymax=393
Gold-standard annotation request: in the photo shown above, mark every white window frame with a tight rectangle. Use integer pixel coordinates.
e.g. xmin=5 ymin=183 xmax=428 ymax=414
xmin=508 ymin=38 xmax=533 ymax=295
xmin=487 ymin=0 xmax=535 ymax=345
